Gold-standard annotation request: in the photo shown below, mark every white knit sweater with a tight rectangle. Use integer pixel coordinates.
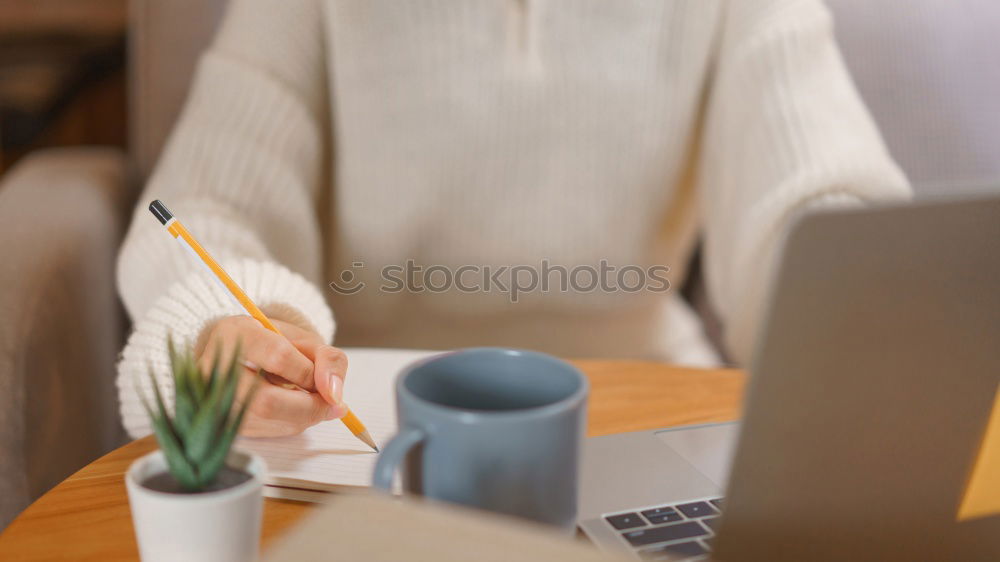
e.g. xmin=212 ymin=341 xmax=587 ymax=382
xmin=117 ymin=0 xmax=909 ymax=437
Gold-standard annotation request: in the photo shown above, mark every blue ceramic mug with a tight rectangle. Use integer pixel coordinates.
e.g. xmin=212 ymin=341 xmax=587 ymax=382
xmin=372 ymin=348 xmax=588 ymax=529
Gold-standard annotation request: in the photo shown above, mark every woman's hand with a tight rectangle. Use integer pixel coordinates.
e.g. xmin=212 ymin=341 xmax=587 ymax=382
xmin=194 ymin=316 xmax=349 ymax=437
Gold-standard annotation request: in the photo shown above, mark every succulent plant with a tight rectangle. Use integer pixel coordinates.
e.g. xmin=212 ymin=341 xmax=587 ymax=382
xmin=138 ymin=338 xmax=258 ymax=491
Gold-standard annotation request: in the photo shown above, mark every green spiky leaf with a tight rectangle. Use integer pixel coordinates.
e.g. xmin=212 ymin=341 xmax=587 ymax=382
xmin=198 ymin=375 xmax=261 ymax=487
xmin=142 ymin=337 xmax=256 ymax=492
xmin=184 ymin=383 xmax=226 ymax=458
xmin=151 ymin=412 xmax=200 ymax=489
xmin=173 ymin=369 xmax=195 ymax=436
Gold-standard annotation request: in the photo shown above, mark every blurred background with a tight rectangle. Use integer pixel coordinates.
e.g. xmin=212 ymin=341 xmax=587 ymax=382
xmin=0 ymin=0 xmax=998 ymax=534
xmin=0 ymin=0 xmax=126 ymax=174
xmin=3 ymin=0 xmax=999 ymax=191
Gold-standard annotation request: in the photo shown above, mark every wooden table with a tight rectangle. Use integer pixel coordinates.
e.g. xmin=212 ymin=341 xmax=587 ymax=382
xmin=0 ymin=361 xmax=745 ymax=561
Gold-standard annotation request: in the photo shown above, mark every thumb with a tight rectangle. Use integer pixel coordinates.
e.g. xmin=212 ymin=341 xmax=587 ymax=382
xmin=313 ymin=346 xmax=348 ymax=406
xmin=322 ymin=376 xmax=349 ymax=420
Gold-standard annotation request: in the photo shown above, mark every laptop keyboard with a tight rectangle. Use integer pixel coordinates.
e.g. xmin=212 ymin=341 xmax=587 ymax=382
xmin=603 ymin=497 xmax=723 ymax=560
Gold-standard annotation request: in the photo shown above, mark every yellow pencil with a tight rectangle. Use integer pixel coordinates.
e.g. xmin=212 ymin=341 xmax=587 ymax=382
xmin=149 ymin=199 xmax=378 ymax=452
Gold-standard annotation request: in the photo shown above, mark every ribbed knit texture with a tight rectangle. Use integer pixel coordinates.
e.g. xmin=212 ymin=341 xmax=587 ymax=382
xmin=117 ymin=0 xmax=909 ymax=437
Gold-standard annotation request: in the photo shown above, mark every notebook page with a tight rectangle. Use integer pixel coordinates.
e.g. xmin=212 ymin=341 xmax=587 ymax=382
xmin=237 ymin=348 xmax=439 ymax=490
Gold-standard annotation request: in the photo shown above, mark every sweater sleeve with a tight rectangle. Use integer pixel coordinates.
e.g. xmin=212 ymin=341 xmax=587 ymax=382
xmin=697 ymin=0 xmax=911 ymax=364
xmin=115 ymin=0 xmax=333 ymax=438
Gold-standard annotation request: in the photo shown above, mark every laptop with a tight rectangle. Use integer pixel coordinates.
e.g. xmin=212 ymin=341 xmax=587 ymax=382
xmin=577 ymin=194 xmax=1000 ymax=561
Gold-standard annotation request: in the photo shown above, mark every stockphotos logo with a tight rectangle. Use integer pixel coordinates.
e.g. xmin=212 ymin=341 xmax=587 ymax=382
xmin=329 ymin=259 xmax=671 ymax=303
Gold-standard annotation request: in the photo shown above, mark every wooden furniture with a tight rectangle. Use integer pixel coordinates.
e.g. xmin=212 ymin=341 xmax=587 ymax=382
xmin=0 ymin=360 xmax=745 ymax=561
xmin=0 ymin=0 xmax=127 ymax=173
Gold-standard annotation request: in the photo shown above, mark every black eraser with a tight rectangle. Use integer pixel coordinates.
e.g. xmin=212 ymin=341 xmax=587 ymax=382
xmin=149 ymin=199 xmax=173 ymax=225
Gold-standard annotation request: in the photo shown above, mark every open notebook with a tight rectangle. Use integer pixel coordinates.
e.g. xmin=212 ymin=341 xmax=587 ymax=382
xmin=236 ymin=348 xmax=439 ymax=501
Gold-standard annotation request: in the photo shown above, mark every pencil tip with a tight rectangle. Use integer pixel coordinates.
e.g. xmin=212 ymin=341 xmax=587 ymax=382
xmin=358 ymin=430 xmax=379 ymax=453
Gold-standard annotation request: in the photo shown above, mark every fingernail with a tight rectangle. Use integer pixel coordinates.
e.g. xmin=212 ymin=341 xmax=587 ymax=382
xmin=328 ymin=372 xmax=344 ymax=403
xmin=325 ymin=403 xmax=349 ymax=420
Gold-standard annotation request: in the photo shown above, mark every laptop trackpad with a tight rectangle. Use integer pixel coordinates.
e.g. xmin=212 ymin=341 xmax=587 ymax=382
xmin=654 ymin=422 xmax=738 ymax=487
xmin=578 ymin=423 xmax=737 ymax=519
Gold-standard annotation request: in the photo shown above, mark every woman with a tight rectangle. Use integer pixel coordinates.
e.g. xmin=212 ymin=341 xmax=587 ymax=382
xmin=116 ymin=0 xmax=909 ymax=438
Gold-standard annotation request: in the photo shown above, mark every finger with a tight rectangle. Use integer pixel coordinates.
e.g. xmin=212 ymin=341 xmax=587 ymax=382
xmin=235 ymin=369 xmax=298 ymax=437
xmin=216 ymin=317 xmax=316 ymax=390
xmin=313 ymin=346 xmax=348 ymax=406
xmin=198 ymin=317 xmax=259 ymax=373
xmin=248 ymin=382 xmax=336 ymax=429
xmin=273 ymin=321 xmax=325 ymax=361
xmin=234 ymin=368 xmax=344 ymax=437
xmin=237 ymin=360 xmax=302 ymax=392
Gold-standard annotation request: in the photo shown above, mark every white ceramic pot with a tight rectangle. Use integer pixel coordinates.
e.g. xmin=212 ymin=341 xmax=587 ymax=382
xmin=125 ymin=449 xmax=265 ymax=562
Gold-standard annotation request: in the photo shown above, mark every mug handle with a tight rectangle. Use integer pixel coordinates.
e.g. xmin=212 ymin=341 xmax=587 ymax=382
xmin=372 ymin=427 xmax=426 ymax=491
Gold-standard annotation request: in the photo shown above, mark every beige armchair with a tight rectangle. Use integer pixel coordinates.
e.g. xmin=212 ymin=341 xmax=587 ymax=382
xmin=1 ymin=0 xmax=997 ymax=531
xmin=0 ymin=0 xmax=226 ymax=530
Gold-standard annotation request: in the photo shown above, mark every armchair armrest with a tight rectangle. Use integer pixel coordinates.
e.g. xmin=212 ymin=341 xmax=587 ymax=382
xmin=0 ymin=147 xmax=130 ymax=530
